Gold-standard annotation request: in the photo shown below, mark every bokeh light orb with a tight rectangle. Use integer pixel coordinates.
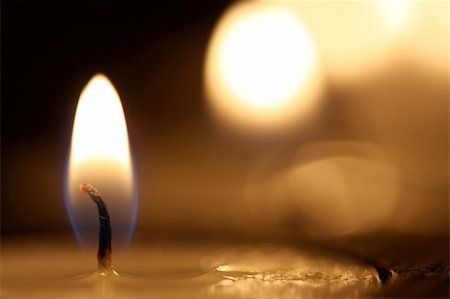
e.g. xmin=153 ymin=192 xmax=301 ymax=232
xmin=205 ymin=2 xmax=323 ymax=132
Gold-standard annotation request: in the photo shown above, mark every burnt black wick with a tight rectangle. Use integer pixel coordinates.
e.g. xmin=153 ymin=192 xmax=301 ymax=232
xmin=79 ymin=183 xmax=117 ymax=276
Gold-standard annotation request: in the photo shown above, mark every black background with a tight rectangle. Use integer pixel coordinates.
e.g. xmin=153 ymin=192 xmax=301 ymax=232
xmin=2 ymin=0 xmax=229 ymax=148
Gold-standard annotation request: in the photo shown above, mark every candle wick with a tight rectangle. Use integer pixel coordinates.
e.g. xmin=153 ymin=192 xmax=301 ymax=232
xmin=79 ymin=183 xmax=117 ymax=276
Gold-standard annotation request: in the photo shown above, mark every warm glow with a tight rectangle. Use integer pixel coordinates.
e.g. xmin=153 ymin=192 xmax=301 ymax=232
xmin=205 ymin=2 xmax=323 ymax=132
xmin=286 ymin=1 xmax=414 ymax=81
xmin=66 ymin=74 xmax=136 ymax=245
xmin=381 ymin=0 xmax=409 ymax=32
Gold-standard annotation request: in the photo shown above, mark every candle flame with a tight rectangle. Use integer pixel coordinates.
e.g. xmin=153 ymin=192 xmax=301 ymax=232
xmin=65 ymin=74 xmax=137 ymax=246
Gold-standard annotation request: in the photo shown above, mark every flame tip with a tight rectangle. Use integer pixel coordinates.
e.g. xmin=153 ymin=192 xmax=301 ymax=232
xmin=89 ymin=73 xmax=112 ymax=84
xmin=92 ymin=73 xmax=108 ymax=79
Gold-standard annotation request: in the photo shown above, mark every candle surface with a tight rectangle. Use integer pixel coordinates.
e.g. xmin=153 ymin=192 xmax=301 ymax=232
xmin=2 ymin=232 xmax=379 ymax=299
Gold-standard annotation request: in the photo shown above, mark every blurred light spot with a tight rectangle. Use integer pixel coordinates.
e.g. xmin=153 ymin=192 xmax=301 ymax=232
xmin=205 ymin=2 xmax=323 ymax=132
xmin=381 ymin=0 xmax=409 ymax=32
xmin=245 ymin=141 xmax=400 ymax=237
xmin=287 ymin=155 xmax=399 ymax=236
xmin=289 ymin=1 xmax=413 ymax=81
